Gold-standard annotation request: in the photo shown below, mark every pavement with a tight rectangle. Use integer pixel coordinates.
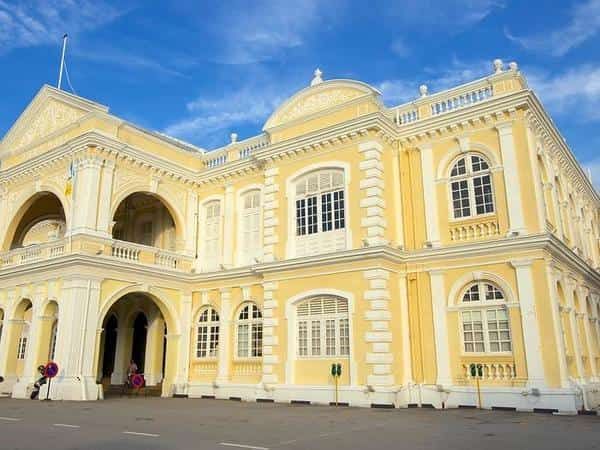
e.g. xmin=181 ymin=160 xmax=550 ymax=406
xmin=0 ymin=397 xmax=598 ymax=450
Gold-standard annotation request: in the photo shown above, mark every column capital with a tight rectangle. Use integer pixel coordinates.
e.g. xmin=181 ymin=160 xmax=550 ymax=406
xmin=510 ymin=259 xmax=533 ymax=269
xmin=495 ymin=120 xmax=514 ymax=134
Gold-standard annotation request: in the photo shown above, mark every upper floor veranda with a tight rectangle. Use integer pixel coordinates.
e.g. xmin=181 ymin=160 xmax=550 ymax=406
xmin=0 ymin=59 xmax=598 ymax=276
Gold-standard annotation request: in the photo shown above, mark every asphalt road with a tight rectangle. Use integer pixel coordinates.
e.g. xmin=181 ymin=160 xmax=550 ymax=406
xmin=0 ymin=397 xmax=598 ymax=450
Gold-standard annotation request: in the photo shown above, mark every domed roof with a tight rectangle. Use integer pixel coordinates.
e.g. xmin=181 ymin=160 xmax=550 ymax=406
xmin=263 ymin=72 xmax=382 ymax=131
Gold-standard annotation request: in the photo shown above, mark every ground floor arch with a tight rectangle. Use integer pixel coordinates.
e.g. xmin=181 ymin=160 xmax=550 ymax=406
xmin=96 ymin=292 xmax=173 ymax=395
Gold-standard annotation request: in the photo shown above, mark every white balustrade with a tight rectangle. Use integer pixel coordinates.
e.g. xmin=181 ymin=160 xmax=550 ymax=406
xmin=111 ymin=242 xmax=141 ymax=261
xmin=155 ymin=251 xmax=178 ymax=269
xmin=204 ymin=154 xmax=227 ymax=169
xmin=431 ymin=86 xmax=493 ymax=116
xmin=450 ymin=220 xmax=500 ymax=242
xmin=462 ymin=362 xmax=517 ymax=381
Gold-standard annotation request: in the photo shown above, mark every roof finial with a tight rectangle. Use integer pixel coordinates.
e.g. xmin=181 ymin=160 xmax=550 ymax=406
xmin=311 ymin=68 xmax=323 ymax=86
xmin=230 ymin=132 xmax=238 ymax=144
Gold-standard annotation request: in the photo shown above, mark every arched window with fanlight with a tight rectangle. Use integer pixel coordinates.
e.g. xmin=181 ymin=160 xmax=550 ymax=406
xmin=294 ymin=169 xmax=346 ymax=257
xmin=196 ymin=307 xmax=220 ymax=358
xmin=459 ymin=281 xmax=512 ymax=353
xmin=296 ymin=295 xmax=350 ymax=358
xmin=450 ymin=154 xmax=495 ymax=219
xmin=236 ymin=303 xmax=263 ymax=358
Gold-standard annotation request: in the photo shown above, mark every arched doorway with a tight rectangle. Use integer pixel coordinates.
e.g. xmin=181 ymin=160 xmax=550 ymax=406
xmin=97 ymin=292 xmax=172 ymax=396
xmin=3 ymin=192 xmax=66 ymax=251
xmin=38 ymin=301 xmax=59 ymax=364
xmin=5 ymin=299 xmax=33 ymax=380
xmin=111 ymin=193 xmax=178 ymax=251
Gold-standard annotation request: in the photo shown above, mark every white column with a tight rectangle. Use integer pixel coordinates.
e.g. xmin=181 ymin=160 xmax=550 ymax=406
xmin=263 ymin=167 xmax=279 ymax=262
xmin=525 ymin=125 xmax=547 ymax=233
xmin=359 ymin=141 xmax=388 ymax=246
xmin=0 ymin=291 xmax=16 ymax=384
xmin=496 ymin=122 xmax=527 ymax=235
xmin=0 ymin=185 xmax=9 ymax=248
xmin=417 ymin=144 xmax=440 ymax=247
xmin=70 ymin=157 xmax=103 ymax=236
xmin=565 ymin=280 xmax=585 ymax=381
xmin=95 ymin=159 xmax=115 ymax=238
xmin=398 ymin=274 xmax=412 ymax=385
xmin=429 ymin=270 xmax=451 ymax=386
xmin=20 ymin=291 xmax=45 ymax=383
xmin=579 ymin=287 xmax=598 ymax=380
xmin=223 ymin=185 xmax=235 ymax=267
xmin=216 ymin=288 xmax=231 ymax=383
xmin=546 ymin=266 xmax=569 ymax=387
xmin=111 ymin=327 xmax=133 ymax=385
xmin=173 ymin=293 xmax=192 ymax=392
xmin=185 ymin=190 xmax=198 ymax=257
xmin=144 ymin=316 xmax=165 ymax=386
xmin=511 ymin=260 xmax=546 ymax=387
xmin=544 ymin=159 xmax=564 ymax=238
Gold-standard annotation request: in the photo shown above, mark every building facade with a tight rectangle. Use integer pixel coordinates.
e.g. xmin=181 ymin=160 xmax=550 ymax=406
xmin=0 ymin=60 xmax=599 ymax=413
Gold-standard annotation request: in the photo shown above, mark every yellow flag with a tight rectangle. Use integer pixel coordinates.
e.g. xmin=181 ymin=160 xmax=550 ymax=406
xmin=64 ymin=179 xmax=72 ymax=196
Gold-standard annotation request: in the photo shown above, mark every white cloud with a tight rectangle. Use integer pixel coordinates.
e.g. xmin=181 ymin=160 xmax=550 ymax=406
xmin=386 ymin=0 xmax=503 ymax=28
xmin=211 ymin=0 xmax=340 ymax=65
xmin=0 ymin=0 xmax=123 ymax=54
xmin=163 ymin=76 xmax=300 ymax=147
xmin=527 ymin=64 xmax=600 ymax=122
xmin=505 ymin=0 xmax=600 ymax=56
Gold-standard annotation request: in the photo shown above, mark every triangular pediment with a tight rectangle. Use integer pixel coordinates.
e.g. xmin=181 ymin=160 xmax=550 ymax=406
xmin=0 ymin=85 xmax=109 ymax=154
xmin=263 ymin=80 xmax=381 ymax=131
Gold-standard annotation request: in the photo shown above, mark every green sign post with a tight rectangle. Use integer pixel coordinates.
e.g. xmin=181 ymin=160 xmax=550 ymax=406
xmin=469 ymin=363 xmax=483 ymax=408
xmin=331 ymin=363 xmax=342 ymax=406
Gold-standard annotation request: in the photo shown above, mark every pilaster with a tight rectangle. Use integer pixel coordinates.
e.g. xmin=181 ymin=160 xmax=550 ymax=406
xmin=173 ymin=293 xmax=192 ymax=392
xmin=511 ymin=259 xmax=546 ymax=387
xmin=496 ymin=122 xmax=527 ymax=235
xmin=416 ymin=144 xmax=440 ymax=247
xmin=262 ymin=281 xmax=279 ymax=384
xmin=95 ymin=159 xmax=116 ymax=238
xmin=429 ymin=269 xmax=452 ymax=386
xmin=545 ymin=265 xmax=569 ymax=387
xmin=263 ymin=167 xmax=279 ymax=262
xmin=564 ymin=279 xmax=585 ymax=381
xmin=223 ymin=185 xmax=235 ymax=267
xmin=359 ymin=141 xmax=387 ymax=246
xmin=216 ymin=288 xmax=231 ymax=383
xmin=69 ymin=157 xmax=104 ymax=236
xmin=363 ymin=269 xmax=394 ymax=387
xmin=398 ymin=274 xmax=412 ymax=385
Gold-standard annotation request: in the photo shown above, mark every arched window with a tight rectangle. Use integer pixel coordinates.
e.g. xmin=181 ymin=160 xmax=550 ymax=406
xmin=236 ymin=303 xmax=263 ymax=358
xmin=240 ymin=190 xmax=261 ymax=265
xmin=459 ymin=282 xmax=511 ymax=353
xmin=294 ymin=169 xmax=346 ymax=257
xmin=48 ymin=321 xmax=58 ymax=361
xmin=196 ymin=307 xmax=220 ymax=358
xmin=203 ymin=201 xmax=221 ymax=269
xmin=296 ymin=296 xmax=350 ymax=357
xmin=17 ymin=322 xmax=29 ymax=360
xmin=450 ymin=154 xmax=494 ymax=219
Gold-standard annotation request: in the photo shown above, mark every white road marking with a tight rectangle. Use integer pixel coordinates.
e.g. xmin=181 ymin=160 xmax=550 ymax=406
xmin=219 ymin=443 xmax=270 ymax=450
xmin=123 ymin=431 xmax=160 ymax=437
xmin=53 ymin=423 xmax=80 ymax=428
xmin=0 ymin=417 xmax=21 ymax=421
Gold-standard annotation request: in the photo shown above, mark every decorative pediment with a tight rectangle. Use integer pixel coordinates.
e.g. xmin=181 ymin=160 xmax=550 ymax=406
xmin=263 ymin=80 xmax=381 ymax=131
xmin=0 ymin=85 xmax=108 ymax=154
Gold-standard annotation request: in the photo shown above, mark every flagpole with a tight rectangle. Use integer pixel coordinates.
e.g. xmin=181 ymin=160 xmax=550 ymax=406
xmin=57 ymin=34 xmax=68 ymax=90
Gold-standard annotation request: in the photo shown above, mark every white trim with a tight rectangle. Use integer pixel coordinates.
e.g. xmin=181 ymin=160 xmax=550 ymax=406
xmin=285 ymin=289 xmax=356 ymax=386
xmin=447 ymin=271 xmax=517 ymax=308
xmin=236 ymin=186 xmax=263 ymax=267
xmin=285 ymin=162 xmax=352 ymax=259
xmin=436 ymin=142 xmax=501 ymax=181
xmin=418 ymin=144 xmax=441 ymax=247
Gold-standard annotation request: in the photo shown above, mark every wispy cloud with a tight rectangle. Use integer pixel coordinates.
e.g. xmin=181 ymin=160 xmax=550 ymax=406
xmin=505 ymin=0 xmax=600 ymax=57
xmin=163 ymin=73 xmax=301 ymax=147
xmin=386 ymin=0 xmax=503 ymax=28
xmin=377 ymin=57 xmax=493 ymax=104
xmin=209 ymin=0 xmax=341 ymax=65
xmin=527 ymin=64 xmax=600 ymax=122
xmin=0 ymin=0 xmax=124 ymax=54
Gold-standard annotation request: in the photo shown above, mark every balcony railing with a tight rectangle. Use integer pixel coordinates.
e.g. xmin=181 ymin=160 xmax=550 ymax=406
xmin=0 ymin=236 xmax=193 ymax=272
xmin=461 ymin=362 xmax=517 ymax=381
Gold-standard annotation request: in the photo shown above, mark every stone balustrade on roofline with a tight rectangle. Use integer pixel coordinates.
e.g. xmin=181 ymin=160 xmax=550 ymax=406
xmin=388 ymin=59 xmax=522 ymax=127
xmin=0 ymin=236 xmax=194 ymax=272
xmin=202 ymin=133 xmax=270 ymax=169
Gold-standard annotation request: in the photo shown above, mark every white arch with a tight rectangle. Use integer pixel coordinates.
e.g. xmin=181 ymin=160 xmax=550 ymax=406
xmin=110 ymin=186 xmax=187 ymax=244
xmin=436 ymin=143 xmax=501 ymax=181
xmin=284 ymin=289 xmax=356 ymax=385
xmin=447 ymin=271 xmax=517 ymax=308
xmin=192 ymin=304 xmax=220 ymax=324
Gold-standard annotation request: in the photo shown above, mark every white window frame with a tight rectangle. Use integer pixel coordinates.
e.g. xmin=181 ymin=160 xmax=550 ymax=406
xmin=48 ymin=320 xmax=58 ymax=361
xmin=237 ymin=188 xmax=263 ymax=266
xmin=196 ymin=307 xmax=220 ymax=359
xmin=457 ymin=282 xmax=513 ymax=356
xmin=201 ymin=198 xmax=223 ymax=271
xmin=286 ymin=164 xmax=352 ymax=259
xmin=448 ymin=154 xmax=496 ymax=221
xmin=296 ymin=296 xmax=350 ymax=359
xmin=17 ymin=322 xmax=29 ymax=360
xmin=235 ymin=303 xmax=263 ymax=360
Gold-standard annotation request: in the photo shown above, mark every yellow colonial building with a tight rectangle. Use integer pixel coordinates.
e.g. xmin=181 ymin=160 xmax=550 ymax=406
xmin=0 ymin=59 xmax=599 ymax=413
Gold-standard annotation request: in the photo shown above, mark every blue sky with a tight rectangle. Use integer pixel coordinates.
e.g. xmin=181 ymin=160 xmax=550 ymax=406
xmin=0 ymin=0 xmax=599 ymax=186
